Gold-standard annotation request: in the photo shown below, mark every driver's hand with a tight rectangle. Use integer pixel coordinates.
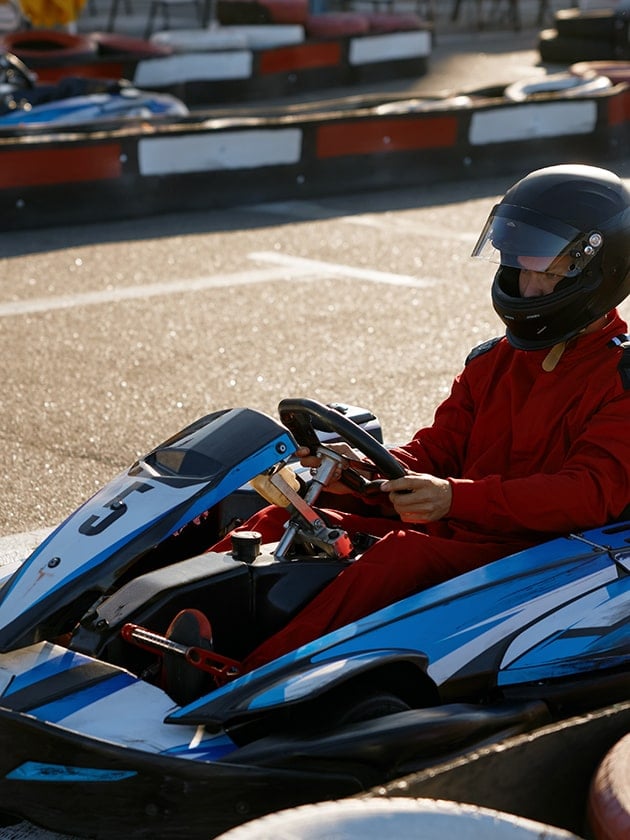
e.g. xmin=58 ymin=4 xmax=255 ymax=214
xmin=297 ymin=443 xmax=365 ymax=495
xmin=381 ymin=473 xmax=452 ymax=522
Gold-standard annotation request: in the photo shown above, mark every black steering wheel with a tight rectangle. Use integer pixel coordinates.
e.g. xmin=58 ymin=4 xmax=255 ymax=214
xmin=0 ymin=52 xmax=36 ymax=89
xmin=278 ymin=398 xmax=406 ymax=481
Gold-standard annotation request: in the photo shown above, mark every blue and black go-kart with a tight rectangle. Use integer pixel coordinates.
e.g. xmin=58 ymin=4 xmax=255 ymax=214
xmin=0 ymin=398 xmax=627 ymax=839
xmin=0 ymin=51 xmax=187 ymax=127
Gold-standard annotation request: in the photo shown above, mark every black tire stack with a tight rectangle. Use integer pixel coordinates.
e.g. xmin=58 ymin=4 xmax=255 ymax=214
xmin=539 ymin=7 xmax=630 ymax=63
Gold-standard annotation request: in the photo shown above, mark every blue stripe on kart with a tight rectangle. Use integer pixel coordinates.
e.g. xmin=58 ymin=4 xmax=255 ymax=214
xmin=6 ymin=761 xmax=136 ymax=782
xmin=29 ymin=672 xmax=136 ymax=722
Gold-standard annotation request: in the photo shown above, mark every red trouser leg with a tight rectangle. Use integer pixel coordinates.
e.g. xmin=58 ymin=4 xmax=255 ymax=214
xmin=234 ymin=510 xmax=516 ymax=672
xmin=209 ymin=504 xmax=291 ymax=554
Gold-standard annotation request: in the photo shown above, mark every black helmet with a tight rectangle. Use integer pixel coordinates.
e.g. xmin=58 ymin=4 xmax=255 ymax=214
xmin=471 ymin=164 xmax=630 ymax=350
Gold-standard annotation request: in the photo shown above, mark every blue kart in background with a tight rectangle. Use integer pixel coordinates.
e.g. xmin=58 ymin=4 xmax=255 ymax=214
xmin=0 ymin=50 xmax=187 ymax=126
xmin=0 ymin=398 xmax=627 ymax=839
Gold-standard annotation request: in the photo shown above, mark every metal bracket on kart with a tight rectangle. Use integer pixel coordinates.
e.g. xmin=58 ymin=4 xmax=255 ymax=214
xmin=261 ymin=449 xmax=356 ymax=561
xmin=264 ymin=398 xmax=407 ymax=562
xmin=121 ymin=622 xmax=242 ymax=687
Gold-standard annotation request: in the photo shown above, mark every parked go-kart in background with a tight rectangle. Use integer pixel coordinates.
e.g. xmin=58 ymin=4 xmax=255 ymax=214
xmin=0 ymin=50 xmax=187 ymax=125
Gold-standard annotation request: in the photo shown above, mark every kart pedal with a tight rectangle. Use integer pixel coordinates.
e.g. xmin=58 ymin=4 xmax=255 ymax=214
xmin=121 ymin=611 xmax=241 ymax=704
xmin=161 ymin=609 xmax=215 ymax=705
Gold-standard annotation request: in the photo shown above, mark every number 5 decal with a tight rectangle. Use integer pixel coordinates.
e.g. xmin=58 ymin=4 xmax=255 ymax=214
xmin=79 ymin=482 xmax=153 ymax=536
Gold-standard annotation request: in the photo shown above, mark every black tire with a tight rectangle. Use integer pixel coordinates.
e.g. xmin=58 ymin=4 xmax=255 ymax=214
xmin=539 ymin=28 xmax=622 ymax=65
xmin=334 ymin=690 xmax=412 ymax=727
xmin=213 ymin=799 xmax=585 ymax=839
xmin=554 ymin=8 xmax=621 ymax=40
xmin=235 ymin=688 xmax=413 ymax=745
xmin=217 ymin=0 xmax=271 ymax=25
xmin=90 ymin=32 xmax=174 ymax=58
xmin=286 ymin=679 xmax=416 ymax=736
xmin=504 ymin=71 xmax=611 ymax=102
xmin=570 ymin=60 xmax=630 ymax=85
xmin=0 ymin=29 xmax=98 ymax=62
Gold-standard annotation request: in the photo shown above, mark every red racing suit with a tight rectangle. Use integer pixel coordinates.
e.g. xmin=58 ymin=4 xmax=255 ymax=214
xmin=213 ymin=310 xmax=630 ymax=670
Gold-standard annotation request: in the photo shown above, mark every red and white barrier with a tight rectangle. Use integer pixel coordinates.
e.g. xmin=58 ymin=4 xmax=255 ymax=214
xmin=0 ymin=78 xmax=628 ymax=230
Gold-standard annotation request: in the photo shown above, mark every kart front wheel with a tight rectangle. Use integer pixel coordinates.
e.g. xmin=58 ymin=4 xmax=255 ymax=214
xmin=331 ymin=690 xmax=412 ymax=727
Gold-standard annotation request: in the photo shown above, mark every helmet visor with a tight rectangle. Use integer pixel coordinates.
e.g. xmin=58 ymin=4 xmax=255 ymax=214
xmin=471 ymin=203 xmax=602 ymax=279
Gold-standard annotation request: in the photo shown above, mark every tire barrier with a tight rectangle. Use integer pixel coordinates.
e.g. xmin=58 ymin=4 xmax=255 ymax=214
xmin=0 ymin=30 xmax=98 ymax=64
xmin=214 ymin=798 xmax=583 ymax=840
xmin=504 ymin=71 xmax=612 ymax=102
xmin=217 ymin=0 xmax=308 ymax=25
xmin=0 ymin=23 xmax=431 ymax=103
xmin=0 ymin=29 xmax=173 ymax=82
xmin=539 ymin=28 xmax=626 ymax=65
xmin=587 ymin=732 xmax=630 ymax=840
xmin=571 ymin=60 xmax=630 ymax=86
xmin=305 ymin=12 xmax=371 ymax=38
xmin=1 ymin=71 xmax=629 ymax=232
xmin=0 ymin=74 xmax=627 ymax=224
xmin=136 ymin=26 xmax=431 ymax=105
xmin=366 ymin=12 xmax=426 ymax=34
xmin=372 ymin=700 xmax=630 ymax=837
xmin=89 ymin=32 xmax=173 ymax=58
xmin=151 ymin=24 xmax=303 ymax=51
xmin=539 ymin=9 xmax=630 ymax=65
xmin=555 ymin=7 xmax=626 ymax=40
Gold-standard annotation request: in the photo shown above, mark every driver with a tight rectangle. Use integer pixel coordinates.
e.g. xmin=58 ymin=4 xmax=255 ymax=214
xmin=168 ymin=164 xmax=630 ymax=682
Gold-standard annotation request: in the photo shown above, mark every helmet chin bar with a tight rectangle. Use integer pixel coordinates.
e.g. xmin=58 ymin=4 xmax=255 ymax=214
xmin=272 ymin=447 xmax=354 ymax=561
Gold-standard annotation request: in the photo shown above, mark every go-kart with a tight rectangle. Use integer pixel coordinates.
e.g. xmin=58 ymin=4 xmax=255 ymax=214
xmin=0 ymin=398 xmax=628 ymax=839
xmin=0 ymin=51 xmax=188 ymax=127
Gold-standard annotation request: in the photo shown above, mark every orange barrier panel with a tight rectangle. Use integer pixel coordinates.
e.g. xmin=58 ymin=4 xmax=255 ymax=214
xmin=316 ymin=115 xmax=458 ymax=158
xmin=0 ymin=143 xmax=123 ymax=189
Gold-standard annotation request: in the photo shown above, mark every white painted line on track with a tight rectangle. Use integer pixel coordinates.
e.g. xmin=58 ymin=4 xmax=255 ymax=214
xmin=0 ymin=263 xmax=320 ymax=318
xmin=248 ymin=252 xmax=436 ymax=287
xmin=0 ymin=255 xmax=433 ymax=318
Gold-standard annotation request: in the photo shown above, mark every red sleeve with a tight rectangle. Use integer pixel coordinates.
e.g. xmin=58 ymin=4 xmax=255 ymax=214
xmin=389 ymin=370 xmax=474 ymax=478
